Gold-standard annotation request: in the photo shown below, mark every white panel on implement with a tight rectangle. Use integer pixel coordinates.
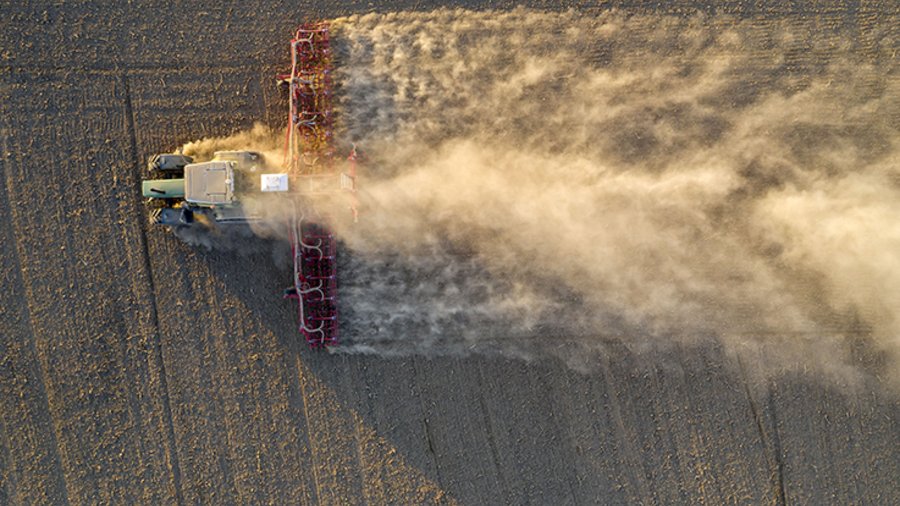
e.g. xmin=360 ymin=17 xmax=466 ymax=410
xmin=261 ymin=173 xmax=289 ymax=192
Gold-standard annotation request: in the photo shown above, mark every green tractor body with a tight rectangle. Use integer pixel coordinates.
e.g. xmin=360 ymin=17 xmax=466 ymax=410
xmin=142 ymin=178 xmax=186 ymax=199
xmin=143 ymin=151 xmax=281 ymax=226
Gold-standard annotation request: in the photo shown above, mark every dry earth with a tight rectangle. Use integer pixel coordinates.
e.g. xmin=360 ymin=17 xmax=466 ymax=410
xmin=1 ymin=1 xmax=899 ymax=505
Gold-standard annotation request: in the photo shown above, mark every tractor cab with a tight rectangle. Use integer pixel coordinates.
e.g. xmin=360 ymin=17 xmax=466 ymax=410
xmin=184 ymin=161 xmax=235 ymax=206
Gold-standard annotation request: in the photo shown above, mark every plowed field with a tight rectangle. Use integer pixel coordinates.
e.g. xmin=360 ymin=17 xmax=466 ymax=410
xmin=1 ymin=2 xmax=898 ymax=505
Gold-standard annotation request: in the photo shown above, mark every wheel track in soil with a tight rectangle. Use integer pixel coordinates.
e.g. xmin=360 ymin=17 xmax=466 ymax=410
xmin=121 ymin=73 xmax=186 ymax=506
xmin=0 ymin=136 xmax=71 ymax=506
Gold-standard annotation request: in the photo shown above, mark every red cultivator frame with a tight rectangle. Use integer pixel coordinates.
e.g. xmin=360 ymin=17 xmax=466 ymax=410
xmin=287 ymin=213 xmax=339 ymax=347
xmin=284 ymin=21 xmax=334 ymax=174
xmin=279 ymin=21 xmax=354 ymax=348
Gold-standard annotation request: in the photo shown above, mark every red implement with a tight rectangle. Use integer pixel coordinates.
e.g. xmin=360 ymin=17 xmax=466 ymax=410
xmin=286 ymin=214 xmax=339 ymax=347
xmin=280 ymin=21 xmax=344 ymax=347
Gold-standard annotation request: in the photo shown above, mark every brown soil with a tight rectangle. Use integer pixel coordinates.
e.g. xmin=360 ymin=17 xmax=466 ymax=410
xmin=1 ymin=2 xmax=898 ymax=505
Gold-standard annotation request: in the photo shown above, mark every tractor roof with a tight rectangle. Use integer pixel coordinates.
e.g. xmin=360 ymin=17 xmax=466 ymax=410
xmin=184 ymin=161 xmax=235 ymax=205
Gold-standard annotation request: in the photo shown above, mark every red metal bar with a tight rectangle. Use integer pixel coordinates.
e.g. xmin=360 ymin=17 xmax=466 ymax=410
xmin=282 ymin=21 xmax=341 ymax=347
xmin=285 ymin=218 xmax=339 ymax=347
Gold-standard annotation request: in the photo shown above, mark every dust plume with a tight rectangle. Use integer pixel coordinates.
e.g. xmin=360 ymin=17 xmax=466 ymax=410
xmin=322 ymin=9 xmax=898 ymax=384
xmin=176 ymin=9 xmax=899 ymax=384
xmin=181 ymin=123 xmax=284 ymax=169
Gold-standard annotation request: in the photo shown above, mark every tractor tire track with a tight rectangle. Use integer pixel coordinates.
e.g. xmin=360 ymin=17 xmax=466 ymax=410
xmin=0 ymin=132 xmax=71 ymax=506
xmin=122 ymin=73 xmax=186 ymax=506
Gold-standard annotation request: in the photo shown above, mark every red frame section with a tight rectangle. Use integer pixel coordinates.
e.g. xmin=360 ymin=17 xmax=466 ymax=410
xmin=280 ymin=22 xmax=340 ymax=347
xmin=287 ymin=216 xmax=339 ymax=347
xmin=283 ymin=22 xmax=335 ymax=172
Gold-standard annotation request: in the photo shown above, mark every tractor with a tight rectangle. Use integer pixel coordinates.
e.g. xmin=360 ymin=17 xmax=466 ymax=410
xmin=142 ymin=22 xmax=354 ymax=347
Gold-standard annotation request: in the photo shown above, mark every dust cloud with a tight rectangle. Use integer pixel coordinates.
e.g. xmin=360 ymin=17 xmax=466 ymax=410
xmin=184 ymin=9 xmax=899 ymax=384
xmin=181 ymin=123 xmax=285 ymax=169
xmin=325 ymin=9 xmax=899 ymax=383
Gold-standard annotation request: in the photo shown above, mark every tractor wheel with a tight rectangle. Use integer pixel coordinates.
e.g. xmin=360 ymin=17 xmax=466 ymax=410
xmin=148 ymin=168 xmax=183 ymax=180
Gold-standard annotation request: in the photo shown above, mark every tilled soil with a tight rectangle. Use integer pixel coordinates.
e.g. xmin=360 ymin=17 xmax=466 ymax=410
xmin=1 ymin=2 xmax=899 ymax=505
